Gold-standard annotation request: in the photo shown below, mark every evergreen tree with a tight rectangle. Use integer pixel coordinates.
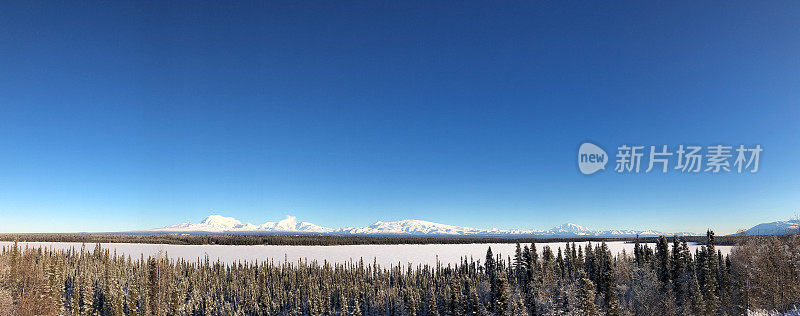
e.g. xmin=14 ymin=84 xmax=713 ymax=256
xmin=431 ymin=290 xmax=441 ymax=316
xmin=599 ymin=243 xmax=620 ymax=316
xmin=448 ymin=275 xmax=464 ymax=316
xmin=671 ymin=237 xmax=693 ymax=314
xmin=700 ymin=230 xmax=719 ymax=315
xmin=514 ymin=243 xmax=523 ymax=281
xmin=495 ymin=266 xmax=510 ymax=316
xmin=689 ymin=267 xmax=706 ymax=315
xmin=584 ymin=242 xmax=595 ymax=284
xmin=351 ymin=298 xmax=362 ymax=316
xmin=577 ymin=274 xmax=599 ymax=316
xmin=655 ymin=236 xmax=670 ymax=285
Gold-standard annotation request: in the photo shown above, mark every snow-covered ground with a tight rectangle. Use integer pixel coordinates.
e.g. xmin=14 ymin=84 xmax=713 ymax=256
xmin=0 ymin=241 xmax=732 ymax=267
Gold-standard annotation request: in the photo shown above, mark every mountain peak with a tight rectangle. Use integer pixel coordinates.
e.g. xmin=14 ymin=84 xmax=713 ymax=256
xmin=274 ymin=215 xmax=298 ymax=230
xmin=549 ymin=223 xmax=592 ymax=234
xmin=739 ymin=219 xmax=800 ymax=236
xmin=201 ymin=215 xmax=243 ymax=227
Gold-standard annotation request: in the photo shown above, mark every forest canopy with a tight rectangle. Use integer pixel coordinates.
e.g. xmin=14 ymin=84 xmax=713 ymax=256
xmin=1 ymin=232 xmax=797 ymax=315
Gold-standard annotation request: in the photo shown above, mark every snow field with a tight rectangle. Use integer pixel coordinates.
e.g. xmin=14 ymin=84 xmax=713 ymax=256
xmin=0 ymin=241 xmax=732 ymax=267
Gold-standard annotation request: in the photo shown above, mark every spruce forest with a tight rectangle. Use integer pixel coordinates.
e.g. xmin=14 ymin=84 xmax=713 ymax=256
xmin=1 ymin=231 xmax=798 ymax=316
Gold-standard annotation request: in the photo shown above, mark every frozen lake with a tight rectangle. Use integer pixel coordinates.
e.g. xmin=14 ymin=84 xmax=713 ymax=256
xmin=0 ymin=241 xmax=732 ymax=267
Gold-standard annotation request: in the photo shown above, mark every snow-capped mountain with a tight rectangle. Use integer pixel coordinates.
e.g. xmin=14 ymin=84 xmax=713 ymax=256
xmin=147 ymin=214 xmax=692 ymax=237
xmin=533 ymin=223 xmax=683 ymax=237
xmin=334 ymin=219 xmax=540 ymax=236
xmin=149 ymin=215 xmax=333 ymax=233
xmin=737 ymin=220 xmax=800 ymax=236
xmin=543 ymin=223 xmax=594 ymax=236
xmin=151 ymin=215 xmax=243 ymax=232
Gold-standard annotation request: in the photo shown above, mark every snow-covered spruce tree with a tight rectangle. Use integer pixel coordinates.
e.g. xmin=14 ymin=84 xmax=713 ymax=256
xmin=577 ymin=273 xmax=599 ymax=316
xmin=655 ymin=236 xmax=670 ymax=286
xmin=523 ymin=243 xmax=540 ymax=316
xmin=494 ymin=263 xmax=510 ymax=316
xmin=598 ymin=243 xmax=620 ymax=316
xmin=700 ymin=230 xmax=720 ymax=315
xmin=514 ymin=243 xmax=524 ymax=282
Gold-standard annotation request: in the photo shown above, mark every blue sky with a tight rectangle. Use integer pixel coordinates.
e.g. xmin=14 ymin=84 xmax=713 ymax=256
xmin=1 ymin=1 xmax=799 ymax=234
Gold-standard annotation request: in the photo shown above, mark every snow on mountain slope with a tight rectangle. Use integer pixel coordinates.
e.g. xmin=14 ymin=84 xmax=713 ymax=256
xmin=543 ymin=223 xmax=594 ymax=235
xmin=335 ymin=219 xmax=540 ymax=235
xmin=148 ymin=215 xmax=692 ymax=237
xmin=254 ymin=216 xmax=333 ymax=233
xmin=152 ymin=215 xmax=244 ymax=232
xmin=201 ymin=215 xmax=244 ymax=230
xmin=739 ymin=220 xmax=800 ymax=235
xmin=149 ymin=215 xmax=333 ymax=233
xmin=533 ymin=223 xmax=677 ymax=237
xmin=336 ymin=220 xmax=476 ymax=235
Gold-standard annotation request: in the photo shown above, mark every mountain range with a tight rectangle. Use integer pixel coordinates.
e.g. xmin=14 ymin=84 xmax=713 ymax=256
xmin=147 ymin=214 xmax=695 ymax=237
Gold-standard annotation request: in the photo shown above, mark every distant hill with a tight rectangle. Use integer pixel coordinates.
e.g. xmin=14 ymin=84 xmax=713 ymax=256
xmin=737 ymin=220 xmax=800 ymax=236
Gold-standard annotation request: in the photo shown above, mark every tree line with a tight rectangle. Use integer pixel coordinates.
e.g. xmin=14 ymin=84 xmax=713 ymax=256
xmin=0 ymin=233 xmax=740 ymax=246
xmin=0 ymin=231 xmax=797 ymax=315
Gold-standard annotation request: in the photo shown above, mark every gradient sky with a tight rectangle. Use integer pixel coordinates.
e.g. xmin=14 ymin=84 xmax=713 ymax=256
xmin=1 ymin=1 xmax=799 ymax=234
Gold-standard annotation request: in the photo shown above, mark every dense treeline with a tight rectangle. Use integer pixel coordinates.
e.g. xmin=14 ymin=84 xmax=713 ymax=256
xmin=0 ymin=232 xmax=797 ymax=315
xmin=0 ymin=233 xmax=740 ymax=246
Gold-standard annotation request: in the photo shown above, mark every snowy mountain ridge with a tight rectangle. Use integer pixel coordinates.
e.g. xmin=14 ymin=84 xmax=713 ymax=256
xmin=151 ymin=215 xmax=334 ymax=234
xmin=737 ymin=220 xmax=800 ymax=236
xmin=147 ymin=214 xmax=694 ymax=237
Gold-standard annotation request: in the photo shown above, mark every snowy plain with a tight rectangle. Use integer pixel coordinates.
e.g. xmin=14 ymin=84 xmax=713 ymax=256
xmin=0 ymin=241 xmax=732 ymax=267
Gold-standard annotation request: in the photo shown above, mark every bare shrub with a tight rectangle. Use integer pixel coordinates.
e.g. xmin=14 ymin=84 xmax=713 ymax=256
xmin=731 ymin=235 xmax=800 ymax=313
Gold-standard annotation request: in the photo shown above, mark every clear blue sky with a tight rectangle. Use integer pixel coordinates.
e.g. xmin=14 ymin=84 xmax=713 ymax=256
xmin=1 ymin=1 xmax=799 ymax=234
